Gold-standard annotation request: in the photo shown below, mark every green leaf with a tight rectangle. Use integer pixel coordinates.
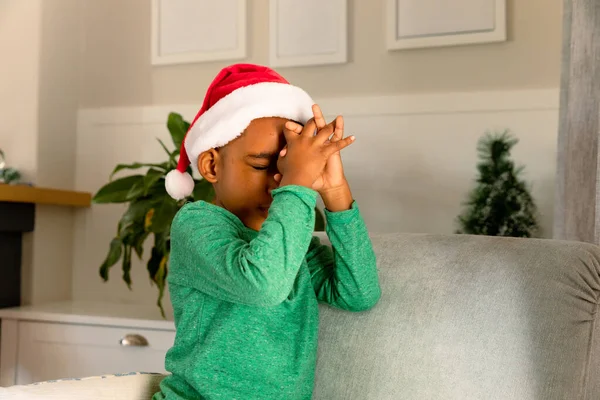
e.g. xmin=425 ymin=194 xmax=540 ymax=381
xmin=125 ymin=180 xmax=145 ymax=201
xmin=120 ymin=219 xmax=150 ymax=259
xmin=110 ymin=162 xmax=167 ymax=179
xmin=157 ymin=138 xmax=172 ymax=156
xmin=119 ymin=223 xmax=136 ymax=244
xmin=143 ymin=169 xmax=164 ymax=196
xmin=155 ymin=254 xmax=168 ymax=319
xmin=193 ymin=179 xmax=215 ymax=202
xmin=122 ymin=245 xmax=133 ymax=290
xmin=133 ymin=231 xmax=149 ymax=259
xmin=154 ymin=231 xmax=170 ymax=253
xmin=147 ymin=200 xmax=179 ymax=233
xmin=147 ymin=245 xmax=163 ymax=283
xmin=124 ymin=170 xmax=165 ymax=201
xmin=93 ymin=175 xmax=144 ymax=204
xmin=147 ymin=239 xmax=169 ymax=318
xmin=315 ymin=207 xmax=325 ymax=232
xmin=99 ymin=237 xmax=122 ymax=281
xmin=146 ymin=179 xmax=168 ymax=198
xmin=119 ymin=221 xmax=147 ymax=257
xmin=120 ymin=198 xmax=156 ymax=228
xmin=157 ymin=139 xmax=177 ymax=169
xmin=167 ymin=112 xmax=190 ymax=150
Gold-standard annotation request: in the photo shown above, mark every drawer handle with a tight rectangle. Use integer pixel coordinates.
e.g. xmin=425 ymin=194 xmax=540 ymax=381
xmin=119 ymin=334 xmax=149 ymax=347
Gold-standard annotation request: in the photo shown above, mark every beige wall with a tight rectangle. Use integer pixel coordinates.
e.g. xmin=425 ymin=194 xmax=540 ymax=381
xmin=28 ymin=0 xmax=83 ymax=305
xmin=37 ymin=0 xmax=81 ymax=191
xmin=80 ymin=0 xmax=563 ymax=108
xmin=0 ymin=0 xmax=82 ymax=305
xmin=0 ymin=0 xmax=42 ymax=181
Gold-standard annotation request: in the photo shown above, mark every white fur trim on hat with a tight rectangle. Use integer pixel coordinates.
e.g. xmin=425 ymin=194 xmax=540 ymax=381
xmin=165 ymin=169 xmax=194 ymax=200
xmin=185 ymin=82 xmax=314 ymax=174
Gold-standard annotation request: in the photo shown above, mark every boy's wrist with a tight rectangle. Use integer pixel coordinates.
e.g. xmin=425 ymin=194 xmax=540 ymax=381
xmin=320 ymin=181 xmax=353 ymax=212
xmin=280 ymin=173 xmax=314 ymax=189
xmin=271 ymin=184 xmax=318 ymax=208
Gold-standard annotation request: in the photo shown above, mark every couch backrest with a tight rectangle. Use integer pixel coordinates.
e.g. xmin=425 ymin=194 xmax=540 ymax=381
xmin=313 ymin=233 xmax=600 ymax=400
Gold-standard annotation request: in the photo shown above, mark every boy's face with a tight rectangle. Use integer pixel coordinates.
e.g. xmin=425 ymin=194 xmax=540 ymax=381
xmin=199 ymin=117 xmax=287 ymax=231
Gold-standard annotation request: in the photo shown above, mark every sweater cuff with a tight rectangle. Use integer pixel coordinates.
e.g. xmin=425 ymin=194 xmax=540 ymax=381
xmin=324 ymin=200 xmax=360 ymax=224
xmin=272 ymin=185 xmax=318 ymax=208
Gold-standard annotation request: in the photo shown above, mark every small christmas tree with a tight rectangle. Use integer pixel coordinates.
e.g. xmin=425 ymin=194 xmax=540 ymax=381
xmin=456 ymin=131 xmax=538 ymax=237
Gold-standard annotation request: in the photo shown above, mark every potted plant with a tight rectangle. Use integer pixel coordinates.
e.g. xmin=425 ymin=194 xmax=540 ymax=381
xmin=0 ymin=149 xmax=22 ymax=184
xmin=93 ymin=113 xmax=325 ymax=316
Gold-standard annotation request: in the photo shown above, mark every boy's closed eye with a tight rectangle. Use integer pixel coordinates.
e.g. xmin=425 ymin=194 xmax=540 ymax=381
xmin=246 ymin=153 xmax=277 ymax=171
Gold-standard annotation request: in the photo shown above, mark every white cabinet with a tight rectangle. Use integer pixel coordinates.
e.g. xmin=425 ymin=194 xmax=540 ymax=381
xmin=0 ymin=302 xmax=176 ymax=386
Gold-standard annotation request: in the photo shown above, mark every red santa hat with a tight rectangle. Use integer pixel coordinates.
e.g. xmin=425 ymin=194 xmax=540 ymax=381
xmin=165 ymin=63 xmax=315 ymax=200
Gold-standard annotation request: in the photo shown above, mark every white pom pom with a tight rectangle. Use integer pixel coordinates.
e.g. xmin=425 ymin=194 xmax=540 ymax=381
xmin=165 ymin=170 xmax=194 ymax=200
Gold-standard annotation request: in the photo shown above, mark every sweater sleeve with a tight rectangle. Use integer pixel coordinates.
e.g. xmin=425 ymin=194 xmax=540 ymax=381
xmin=306 ymin=202 xmax=381 ymax=312
xmin=167 ymin=185 xmax=317 ymax=307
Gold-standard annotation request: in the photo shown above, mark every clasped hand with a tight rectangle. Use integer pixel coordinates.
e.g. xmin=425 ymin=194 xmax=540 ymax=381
xmin=275 ymin=105 xmax=353 ymax=194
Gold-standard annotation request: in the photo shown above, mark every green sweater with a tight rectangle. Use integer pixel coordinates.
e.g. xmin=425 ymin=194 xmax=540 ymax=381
xmin=153 ymin=185 xmax=380 ymax=400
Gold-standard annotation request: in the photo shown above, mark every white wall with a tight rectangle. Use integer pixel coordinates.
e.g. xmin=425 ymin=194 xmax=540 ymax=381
xmin=79 ymin=0 xmax=563 ymax=107
xmin=74 ymin=89 xmax=558 ymax=308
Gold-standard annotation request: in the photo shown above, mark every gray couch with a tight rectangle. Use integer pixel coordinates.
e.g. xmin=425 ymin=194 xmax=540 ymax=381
xmin=315 ymin=233 xmax=600 ymax=399
xmin=3 ymin=233 xmax=599 ymax=399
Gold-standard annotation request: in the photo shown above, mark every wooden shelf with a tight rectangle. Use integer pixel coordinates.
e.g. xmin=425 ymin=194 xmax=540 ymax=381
xmin=0 ymin=184 xmax=91 ymax=207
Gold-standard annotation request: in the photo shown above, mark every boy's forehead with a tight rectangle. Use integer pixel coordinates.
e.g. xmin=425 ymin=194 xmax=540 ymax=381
xmin=226 ymin=123 xmax=285 ymax=155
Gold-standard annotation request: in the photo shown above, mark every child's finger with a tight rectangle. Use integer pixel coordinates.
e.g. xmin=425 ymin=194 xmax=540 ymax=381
xmin=285 ymin=121 xmax=303 ymax=134
xmin=279 ymin=147 xmax=288 ymax=157
xmin=283 ymin=121 xmax=303 ymax=141
xmin=301 ymin=118 xmax=317 ymax=138
xmin=312 ymin=104 xmax=326 ymax=129
xmin=274 ymin=173 xmax=282 ymax=183
xmin=325 ymin=135 xmax=355 ymax=156
xmin=332 ymin=116 xmax=344 ymax=142
xmin=316 ymin=123 xmax=334 ymax=143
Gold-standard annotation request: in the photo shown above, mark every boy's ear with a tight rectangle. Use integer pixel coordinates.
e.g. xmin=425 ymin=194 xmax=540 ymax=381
xmin=197 ymin=149 xmax=219 ymax=183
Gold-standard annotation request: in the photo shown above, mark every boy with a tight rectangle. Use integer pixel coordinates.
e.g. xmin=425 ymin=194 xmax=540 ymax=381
xmin=154 ymin=64 xmax=380 ymax=400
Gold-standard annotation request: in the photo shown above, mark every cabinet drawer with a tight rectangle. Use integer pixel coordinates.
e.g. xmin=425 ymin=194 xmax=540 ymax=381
xmin=16 ymin=321 xmax=175 ymax=385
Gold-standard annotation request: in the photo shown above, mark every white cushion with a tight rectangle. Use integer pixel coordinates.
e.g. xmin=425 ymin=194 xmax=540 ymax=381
xmin=0 ymin=372 xmax=166 ymax=400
